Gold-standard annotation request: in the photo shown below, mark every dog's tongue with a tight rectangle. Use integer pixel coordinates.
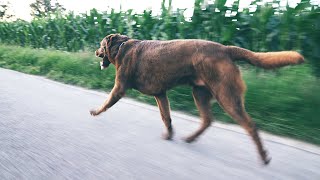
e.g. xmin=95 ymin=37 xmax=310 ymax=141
xmin=100 ymin=61 xmax=106 ymax=70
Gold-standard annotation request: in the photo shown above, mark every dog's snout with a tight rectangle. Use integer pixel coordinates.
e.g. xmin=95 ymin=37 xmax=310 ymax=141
xmin=95 ymin=49 xmax=103 ymax=58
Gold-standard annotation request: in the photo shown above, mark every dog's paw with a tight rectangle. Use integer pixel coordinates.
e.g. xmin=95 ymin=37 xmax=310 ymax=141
xmin=262 ymin=150 xmax=272 ymax=165
xmin=263 ymin=156 xmax=272 ymax=165
xmin=183 ymin=136 xmax=197 ymax=143
xmin=162 ymin=132 xmax=173 ymax=141
xmin=90 ymin=110 xmax=100 ymax=116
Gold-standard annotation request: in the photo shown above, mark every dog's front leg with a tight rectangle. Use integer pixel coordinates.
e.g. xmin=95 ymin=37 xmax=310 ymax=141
xmin=155 ymin=93 xmax=174 ymax=140
xmin=90 ymin=84 xmax=126 ymax=116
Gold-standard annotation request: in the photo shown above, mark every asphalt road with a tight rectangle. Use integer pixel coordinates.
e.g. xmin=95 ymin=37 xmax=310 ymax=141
xmin=0 ymin=68 xmax=320 ymax=180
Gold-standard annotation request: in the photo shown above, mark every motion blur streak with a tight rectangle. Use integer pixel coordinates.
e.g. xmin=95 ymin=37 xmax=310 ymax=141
xmin=0 ymin=68 xmax=319 ymax=179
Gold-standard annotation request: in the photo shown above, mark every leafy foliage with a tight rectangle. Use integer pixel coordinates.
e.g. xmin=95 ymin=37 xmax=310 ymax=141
xmin=30 ymin=0 xmax=65 ymax=18
xmin=0 ymin=0 xmax=318 ymax=53
xmin=0 ymin=0 xmax=13 ymax=20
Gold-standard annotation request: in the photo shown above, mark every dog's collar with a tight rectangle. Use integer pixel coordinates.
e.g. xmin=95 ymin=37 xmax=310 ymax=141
xmin=115 ymin=42 xmax=127 ymax=58
xmin=120 ymin=40 xmax=143 ymax=49
xmin=119 ymin=42 xmax=125 ymax=49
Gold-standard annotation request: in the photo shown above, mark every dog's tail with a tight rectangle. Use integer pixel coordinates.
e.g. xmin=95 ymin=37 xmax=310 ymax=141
xmin=226 ymin=46 xmax=304 ymax=69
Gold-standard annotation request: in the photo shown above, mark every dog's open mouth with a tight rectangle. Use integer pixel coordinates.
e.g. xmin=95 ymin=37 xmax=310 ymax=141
xmin=100 ymin=61 xmax=106 ymax=70
xmin=100 ymin=60 xmax=110 ymax=70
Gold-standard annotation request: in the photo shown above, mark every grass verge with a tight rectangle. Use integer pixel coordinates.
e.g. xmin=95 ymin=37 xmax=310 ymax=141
xmin=0 ymin=44 xmax=319 ymax=145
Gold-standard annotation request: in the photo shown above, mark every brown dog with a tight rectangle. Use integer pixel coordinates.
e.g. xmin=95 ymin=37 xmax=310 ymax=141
xmin=90 ymin=34 xmax=304 ymax=165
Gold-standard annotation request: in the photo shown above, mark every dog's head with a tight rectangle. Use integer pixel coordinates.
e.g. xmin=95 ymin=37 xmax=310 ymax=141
xmin=95 ymin=34 xmax=129 ymax=70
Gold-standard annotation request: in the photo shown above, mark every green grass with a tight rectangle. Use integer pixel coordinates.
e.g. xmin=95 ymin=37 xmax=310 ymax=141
xmin=0 ymin=44 xmax=319 ymax=145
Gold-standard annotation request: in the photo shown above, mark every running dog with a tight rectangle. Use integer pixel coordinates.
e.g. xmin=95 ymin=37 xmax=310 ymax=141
xmin=90 ymin=34 xmax=304 ymax=165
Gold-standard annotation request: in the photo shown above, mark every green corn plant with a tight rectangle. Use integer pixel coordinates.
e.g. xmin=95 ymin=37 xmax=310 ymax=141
xmin=0 ymin=0 xmax=319 ymax=74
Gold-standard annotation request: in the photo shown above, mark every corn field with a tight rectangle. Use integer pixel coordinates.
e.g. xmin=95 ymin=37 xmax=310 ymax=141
xmin=0 ymin=0 xmax=319 ymax=74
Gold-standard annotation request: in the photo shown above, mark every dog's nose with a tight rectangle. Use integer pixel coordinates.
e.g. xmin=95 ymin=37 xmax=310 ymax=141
xmin=96 ymin=50 xmax=104 ymax=58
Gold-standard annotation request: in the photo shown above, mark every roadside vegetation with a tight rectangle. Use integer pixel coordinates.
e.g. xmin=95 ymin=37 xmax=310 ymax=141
xmin=0 ymin=0 xmax=319 ymax=144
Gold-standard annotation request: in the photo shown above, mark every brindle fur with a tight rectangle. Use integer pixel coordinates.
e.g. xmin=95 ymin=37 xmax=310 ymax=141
xmin=91 ymin=34 xmax=304 ymax=165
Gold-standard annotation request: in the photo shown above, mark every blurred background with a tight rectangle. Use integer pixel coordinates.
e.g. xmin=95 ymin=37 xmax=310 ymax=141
xmin=0 ymin=0 xmax=319 ymax=145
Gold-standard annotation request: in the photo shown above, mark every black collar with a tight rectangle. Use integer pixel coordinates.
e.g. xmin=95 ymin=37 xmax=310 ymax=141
xmin=119 ymin=42 xmax=125 ymax=49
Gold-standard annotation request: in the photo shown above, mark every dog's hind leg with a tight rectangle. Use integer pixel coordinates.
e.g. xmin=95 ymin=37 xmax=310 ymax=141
xmin=184 ymin=86 xmax=213 ymax=143
xmin=155 ymin=93 xmax=174 ymax=140
xmin=212 ymin=75 xmax=271 ymax=165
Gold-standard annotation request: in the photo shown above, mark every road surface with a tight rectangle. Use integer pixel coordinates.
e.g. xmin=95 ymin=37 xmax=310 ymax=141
xmin=0 ymin=68 xmax=319 ymax=180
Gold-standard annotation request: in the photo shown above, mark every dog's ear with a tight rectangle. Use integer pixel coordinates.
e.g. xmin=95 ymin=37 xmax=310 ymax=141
xmin=106 ymin=34 xmax=119 ymax=48
xmin=105 ymin=34 xmax=130 ymax=60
